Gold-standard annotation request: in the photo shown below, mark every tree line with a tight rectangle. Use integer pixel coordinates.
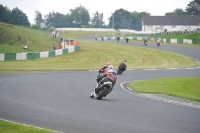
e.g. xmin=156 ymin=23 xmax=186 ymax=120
xmin=0 ymin=5 xmax=30 ymax=26
xmin=0 ymin=0 xmax=199 ymax=31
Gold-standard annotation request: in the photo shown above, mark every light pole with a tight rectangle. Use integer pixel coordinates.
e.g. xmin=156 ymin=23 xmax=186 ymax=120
xmin=112 ymin=13 xmax=114 ymax=36
xmin=192 ymin=11 xmax=195 ymax=16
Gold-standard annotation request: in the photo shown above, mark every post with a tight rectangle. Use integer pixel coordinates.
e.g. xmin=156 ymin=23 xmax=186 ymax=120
xmin=112 ymin=13 xmax=114 ymax=36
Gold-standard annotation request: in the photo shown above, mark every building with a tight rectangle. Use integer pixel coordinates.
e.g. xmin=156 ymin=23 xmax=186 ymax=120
xmin=142 ymin=15 xmax=200 ymax=32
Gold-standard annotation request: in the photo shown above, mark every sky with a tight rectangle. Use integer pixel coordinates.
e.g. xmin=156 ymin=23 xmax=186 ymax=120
xmin=0 ymin=0 xmax=192 ymax=25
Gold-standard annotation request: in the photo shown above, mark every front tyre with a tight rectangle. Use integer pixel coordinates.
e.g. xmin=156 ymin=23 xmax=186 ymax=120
xmin=97 ymin=87 xmax=108 ymax=100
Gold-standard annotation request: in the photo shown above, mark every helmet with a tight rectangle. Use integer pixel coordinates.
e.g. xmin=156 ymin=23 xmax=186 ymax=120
xmin=106 ymin=62 xmax=111 ymax=66
xmin=112 ymin=70 xmax=117 ymax=75
xmin=124 ymin=60 xmax=126 ymax=63
xmin=109 ymin=65 xmax=113 ymax=69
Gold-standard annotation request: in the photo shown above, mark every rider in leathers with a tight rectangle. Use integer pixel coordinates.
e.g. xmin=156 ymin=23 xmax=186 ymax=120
xmin=119 ymin=60 xmax=127 ymax=72
xmin=99 ymin=62 xmax=111 ymax=74
xmin=95 ymin=69 xmax=117 ymax=96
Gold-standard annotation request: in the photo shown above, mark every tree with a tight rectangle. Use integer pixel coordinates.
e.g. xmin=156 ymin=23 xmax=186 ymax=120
xmin=10 ymin=7 xmax=30 ymax=26
xmin=34 ymin=10 xmax=43 ymax=28
xmin=90 ymin=11 xmax=105 ymax=28
xmin=165 ymin=8 xmax=188 ymax=16
xmin=45 ymin=12 xmax=68 ymax=28
xmin=108 ymin=8 xmax=132 ymax=29
xmin=186 ymin=0 xmax=200 ymax=16
xmin=108 ymin=8 xmax=149 ymax=30
xmin=0 ymin=4 xmax=11 ymax=23
xmin=70 ymin=5 xmax=90 ymax=27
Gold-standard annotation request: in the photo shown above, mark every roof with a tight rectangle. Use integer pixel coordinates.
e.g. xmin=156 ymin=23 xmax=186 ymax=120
xmin=143 ymin=15 xmax=200 ymax=26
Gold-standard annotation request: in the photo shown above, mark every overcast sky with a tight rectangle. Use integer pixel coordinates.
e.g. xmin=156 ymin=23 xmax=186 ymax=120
xmin=0 ymin=0 xmax=192 ymax=25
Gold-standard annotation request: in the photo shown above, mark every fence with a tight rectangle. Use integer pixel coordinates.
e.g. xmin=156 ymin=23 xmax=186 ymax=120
xmin=0 ymin=46 xmax=80 ymax=61
xmin=96 ymin=36 xmax=200 ymax=45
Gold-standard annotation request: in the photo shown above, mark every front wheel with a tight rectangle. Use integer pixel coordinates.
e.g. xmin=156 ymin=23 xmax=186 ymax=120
xmin=97 ymin=87 xmax=108 ymax=100
xmin=117 ymin=69 xmax=122 ymax=75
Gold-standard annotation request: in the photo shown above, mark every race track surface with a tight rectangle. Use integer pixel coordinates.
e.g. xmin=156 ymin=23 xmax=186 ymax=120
xmin=0 ymin=39 xmax=200 ymax=133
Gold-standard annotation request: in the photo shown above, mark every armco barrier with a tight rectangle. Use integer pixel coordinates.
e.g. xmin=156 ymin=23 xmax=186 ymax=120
xmin=48 ymin=50 xmax=55 ymax=57
xmin=183 ymin=39 xmax=192 ymax=44
xmin=5 ymin=53 xmax=16 ymax=61
xmin=100 ymin=36 xmax=199 ymax=45
xmin=56 ymin=49 xmax=63 ymax=56
xmin=192 ymin=39 xmax=200 ymax=44
xmin=0 ymin=54 xmax=4 ymax=61
xmin=0 ymin=46 xmax=80 ymax=61
xmin=166 ymin=38 xmax=170 ymax=43
xmin=63 ymin=49 xmax=68 ymax=54
xmin=33 ymin=52 xmax=40 ymax=58
xmin=27 ymin=53 xmax=35 ymax=60
xmin=177 ymin=39 xmax=183 ymax=44
xmin=170 ymin=39 xmax=177 ymax=44
xmin=75 ymin=46 xmax=80 ymax=51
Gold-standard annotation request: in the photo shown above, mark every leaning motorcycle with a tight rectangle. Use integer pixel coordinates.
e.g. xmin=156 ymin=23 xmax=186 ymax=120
xmin=117 ymin=66 xmax=123 ymax=75
xmin=144 ymin=41 xmax=147 ymax=46
xmin=157 ymin=42 xmax=160 ymax=46
xmin=90 ymin=81 xmax=113 ymax=100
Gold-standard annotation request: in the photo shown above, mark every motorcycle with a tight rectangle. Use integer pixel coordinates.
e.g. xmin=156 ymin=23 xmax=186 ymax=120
xmin=144 ymin=41 xmax=147 ymax=46
xmin=117 ymin=37 xmax=120 ymax=42
xmin=90 ymin=81 xmax=113 ymax=100
xmin=157 ymin=41 xmax=160 ymax=46
xmin=117 ymin=66 xmax=123 ymax=75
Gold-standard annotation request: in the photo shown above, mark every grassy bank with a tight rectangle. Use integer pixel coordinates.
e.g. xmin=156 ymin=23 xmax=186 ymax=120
xmin=0 ymin=40 xmax=198 ymax=72
xmin=0 ymin=22 xmax=116 ymax=53
xmin=0 ymin=119 xmax=57 ymax=133
xmin=127 ymin=77 xmax=200 ymax=102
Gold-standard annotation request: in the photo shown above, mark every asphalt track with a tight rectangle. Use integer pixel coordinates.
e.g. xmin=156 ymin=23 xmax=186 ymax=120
xmin=0 ymin=39 xmax=200 ymax=133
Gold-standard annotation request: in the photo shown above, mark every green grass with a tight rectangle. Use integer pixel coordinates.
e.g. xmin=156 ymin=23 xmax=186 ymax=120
xmin=0 ymin=22 xmax=118 ymax=53
xmin=0 ymin=23 xmax=200 ymax=132
xmin=0 ymin=22 xmax=58 ymax=53
xmin=127 ymin=77 xmax=200 ymax=102
xmin=0 ymin=119 xmax=57 ymax=133
xmin=59 ymin=30 xmax=118 ymax=39
xmin=0 ymin=40 xmax=198 ymax=72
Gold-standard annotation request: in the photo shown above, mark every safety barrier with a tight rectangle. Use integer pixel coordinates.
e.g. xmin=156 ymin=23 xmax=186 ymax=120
xmin=0 ymin=46 xmax=80 ymax=61
xmin=98 ymin=36 xmax=200 ymax=45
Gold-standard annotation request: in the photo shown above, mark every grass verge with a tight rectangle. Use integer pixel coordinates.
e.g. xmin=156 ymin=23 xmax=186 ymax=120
xmin=0 ymin=119 xmax=57 ymax=133
xmin=127 ymin=77 xmax=200 ymax=102
xmin=0 ymin=40 xmax=198 ymax=72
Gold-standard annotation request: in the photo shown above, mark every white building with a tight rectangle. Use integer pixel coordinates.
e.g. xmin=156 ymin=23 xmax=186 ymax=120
xmin=142 ymin=15 xmax=200 ymax=32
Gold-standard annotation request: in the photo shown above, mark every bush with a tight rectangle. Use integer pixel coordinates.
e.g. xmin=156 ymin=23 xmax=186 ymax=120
xmin=31 ymin=24 xmax=40 ymax=29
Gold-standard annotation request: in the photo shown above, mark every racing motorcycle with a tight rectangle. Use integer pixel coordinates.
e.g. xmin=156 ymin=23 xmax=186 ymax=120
xmin=90 ymin=81 xmax=113 ymax=100
xmin=144 ymin=41 xmax=147 ymax=46
xmin=157 ymin=42 xmax=160 ymax=46
xmin=157 ymin=40 xmax=160 ymax=46
xmin=117 ymin=66 xmax=124 ymax=75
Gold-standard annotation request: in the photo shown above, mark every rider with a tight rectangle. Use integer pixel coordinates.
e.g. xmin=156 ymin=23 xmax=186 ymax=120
xmin=119 ymin=60 xmax=127 ymax=72
xmin=99 ymin=62 xmax=111 ymax=74
xmin=95 ymin=67 xmax=117 ymax=96
xmin=144 ymin=38 xmax=147 ymax=43
xmin=157 ymin=39 xmax=160 ymax=44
